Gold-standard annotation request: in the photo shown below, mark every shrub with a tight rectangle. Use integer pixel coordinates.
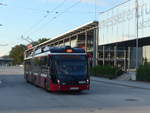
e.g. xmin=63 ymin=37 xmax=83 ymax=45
xmin=136 ymin=63 xmax=150 ymax=82
xmin=90 ymin=65 xmax=123 ymax=79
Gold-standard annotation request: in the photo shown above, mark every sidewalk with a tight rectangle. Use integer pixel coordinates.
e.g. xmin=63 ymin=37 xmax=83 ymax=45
xmin=91 ymin=76 xmax=150 ymax=90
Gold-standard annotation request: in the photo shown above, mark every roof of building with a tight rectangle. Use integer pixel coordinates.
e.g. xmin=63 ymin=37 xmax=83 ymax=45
xmin=0 ymin=57 xmax=13 ymax=61
xmin=26 ymin=21 xmax=98 ymax=52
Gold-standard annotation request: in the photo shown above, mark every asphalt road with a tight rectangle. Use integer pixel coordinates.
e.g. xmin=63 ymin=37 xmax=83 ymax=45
xmin=0 ymin=67 xmax=150 ymax=113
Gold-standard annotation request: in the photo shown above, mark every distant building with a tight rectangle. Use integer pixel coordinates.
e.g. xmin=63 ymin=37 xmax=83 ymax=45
xmin=0 ymin=57 xmax=13 ymax=66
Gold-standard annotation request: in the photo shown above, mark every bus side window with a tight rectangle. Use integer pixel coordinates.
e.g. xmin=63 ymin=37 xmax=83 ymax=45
xmin=48 ymin=56 xmax=53 ymax=77
xmin=40 ymin=56 xmax=48 ymax=76
xmin=49 ymin=56 xmax=55 ymax=74
xmin=40 ymin=57 xmax=48 ymax=66
xmin=49 ymin=57 xmax=57 ymax=83
xmin=51 ymin=61 xmax=55 ymax=74
xmin=48 ymin=57 xmax=51 ymax=70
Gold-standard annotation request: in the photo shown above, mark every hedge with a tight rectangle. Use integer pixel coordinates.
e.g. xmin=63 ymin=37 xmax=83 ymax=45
xmin=90 ymin=65 xmax=123 ymax=79
xmin=136 ymin=63 xmax=150 ymax=82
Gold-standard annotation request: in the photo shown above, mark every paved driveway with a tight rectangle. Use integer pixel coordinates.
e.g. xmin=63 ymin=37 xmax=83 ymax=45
xmin=0 ymin=67 xmax=150 ymax=113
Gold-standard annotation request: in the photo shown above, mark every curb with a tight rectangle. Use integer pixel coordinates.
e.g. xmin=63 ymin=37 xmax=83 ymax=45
xmin=91 ymin=77 xmax=150 ymax=90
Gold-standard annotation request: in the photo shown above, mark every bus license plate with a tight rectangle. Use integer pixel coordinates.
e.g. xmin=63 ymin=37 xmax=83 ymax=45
xmin=70 ymin=87 xmax=79 ymax=90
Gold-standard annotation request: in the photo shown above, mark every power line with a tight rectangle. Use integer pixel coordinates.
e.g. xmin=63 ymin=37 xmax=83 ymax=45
xmin=51 ymin=0 xmax=67 ymax=11
xmin=43 ymin=0 xmax=82 ymax=26
xmin=36 ymin=10 xmax=100 ymax=14
xmin=29 ymin=0 xmax=82 ymax=36
xmin=23 ymin=0 xmax=67 ymax=37
xmin=21 ymin=35 xmax=32 ymax=43
xmin=15 ymin=7 xmax=51 ymax=14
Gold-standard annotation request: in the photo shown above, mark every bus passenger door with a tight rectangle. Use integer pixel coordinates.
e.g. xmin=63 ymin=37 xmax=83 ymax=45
xmin=49 ymin=56 xmax=57 ymax=84
xmin=45 ymin=56 xmax=53 ymax=90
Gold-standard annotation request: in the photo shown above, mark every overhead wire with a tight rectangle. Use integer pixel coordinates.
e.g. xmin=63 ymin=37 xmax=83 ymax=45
xmin=29 ymin=0 xmax=82 ymax=37
xmin=22 ymin=0 xmax=67 ymax=39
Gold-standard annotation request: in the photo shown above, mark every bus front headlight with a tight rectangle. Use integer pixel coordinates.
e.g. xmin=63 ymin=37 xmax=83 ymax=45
xmin=57 ymin=80 xmax=60 ymax=84
xmin=86 ymin=79 xmax=89 ymax=84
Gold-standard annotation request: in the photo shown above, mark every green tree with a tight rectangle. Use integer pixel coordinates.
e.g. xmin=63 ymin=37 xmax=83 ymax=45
xmin=9 ymin=44 xmax=26 ymax=65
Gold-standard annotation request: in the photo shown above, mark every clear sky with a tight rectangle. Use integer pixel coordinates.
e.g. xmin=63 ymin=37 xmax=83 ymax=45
xmin=0 ymin=0 xmax=125 ymax=56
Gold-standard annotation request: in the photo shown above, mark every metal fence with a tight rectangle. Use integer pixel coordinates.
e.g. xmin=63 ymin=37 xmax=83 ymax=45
xmin=0 ymin=66 xmax=24 ymax=75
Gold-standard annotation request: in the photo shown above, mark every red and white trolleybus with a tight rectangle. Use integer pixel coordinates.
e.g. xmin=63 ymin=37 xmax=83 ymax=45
xmin=24 ymin=46 xmax=90 ymax=92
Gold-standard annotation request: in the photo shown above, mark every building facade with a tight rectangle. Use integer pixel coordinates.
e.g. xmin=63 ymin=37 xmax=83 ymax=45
xmin=98 ymin=0 xmax=150 ymax=71
xmin=0 ymin=58 xmax=13 ymax=66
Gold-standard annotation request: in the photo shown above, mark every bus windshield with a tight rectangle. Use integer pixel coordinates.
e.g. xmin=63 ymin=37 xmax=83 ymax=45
xmin=54 ymin=55 xmax=87 ymax=78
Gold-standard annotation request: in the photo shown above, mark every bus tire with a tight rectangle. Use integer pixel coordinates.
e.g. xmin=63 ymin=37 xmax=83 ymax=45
xmin=25 ymin=76 xmax=30 ymax=83
xmin=26 ymin=79 xmax=29 ymax=83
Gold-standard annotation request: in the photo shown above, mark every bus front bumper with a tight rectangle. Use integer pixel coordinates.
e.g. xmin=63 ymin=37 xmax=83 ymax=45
xmin=51 ymin=84 xmax=90 ymax=91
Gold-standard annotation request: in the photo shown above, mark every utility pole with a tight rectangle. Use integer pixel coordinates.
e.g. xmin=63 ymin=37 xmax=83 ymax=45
xmin=94 ymin=0 xmax=97 ymax=20
xmin=93 ymin=23 xmax=99 ymax=67
xmin=135 ymin=0 xmax=139 ymax=69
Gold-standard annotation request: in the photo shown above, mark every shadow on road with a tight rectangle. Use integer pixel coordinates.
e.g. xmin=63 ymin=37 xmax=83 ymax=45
xmin=50 ymin=90 xmax=89 ymax=95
